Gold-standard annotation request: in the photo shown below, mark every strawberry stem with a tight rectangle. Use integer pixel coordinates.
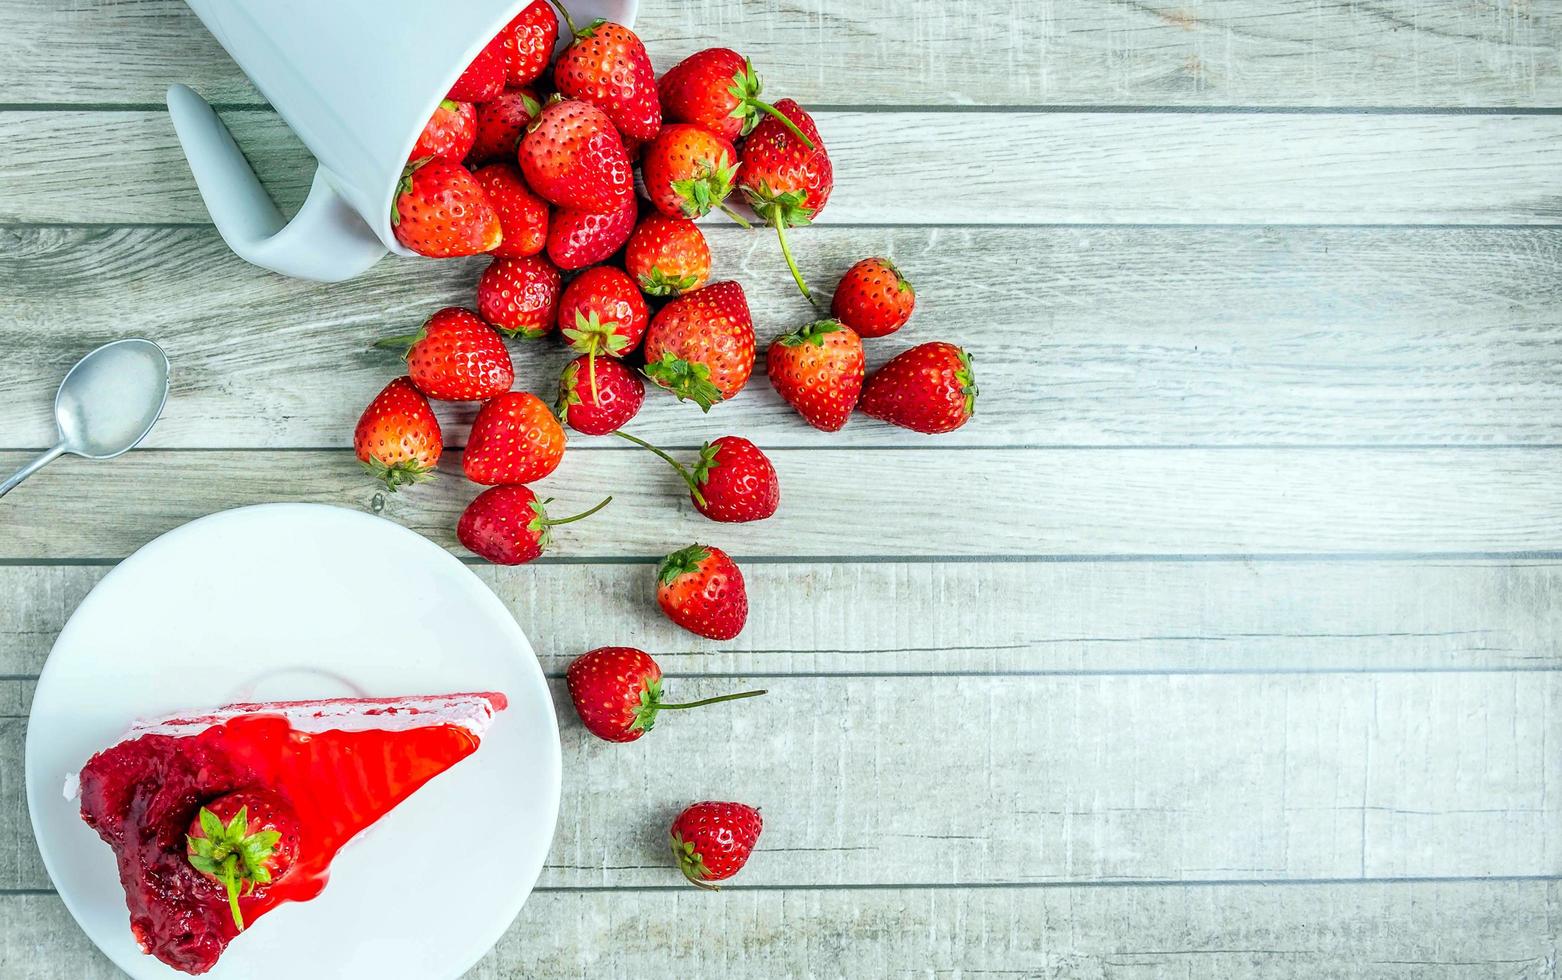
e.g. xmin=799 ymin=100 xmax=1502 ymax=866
xmin=718 ymin=203 xmax=753 ymax=230
xmin=612 ymin=431 xmax=708 ymax=507
xmin=751 ymin=100 xmax=816 ymax=150
xmin=546 ymin=495 xmax=612 ymax=526
xmin=547 ymin=0 xmax=580 ymax=38
xmin=657 ymin=689 xmax=767 ymax=710
xmin=772 ymin=212 xmax=815 ymax=304
xmin=587 ymin=350 xmax=599 ymax=404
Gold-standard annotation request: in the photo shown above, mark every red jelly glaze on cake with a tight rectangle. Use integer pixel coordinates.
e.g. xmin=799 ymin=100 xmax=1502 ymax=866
xmin=77 ymin=697 xmax=505 ymax=975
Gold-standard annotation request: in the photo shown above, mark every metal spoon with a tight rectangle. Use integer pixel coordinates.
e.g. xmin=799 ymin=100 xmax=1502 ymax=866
xmin=0 ymin=339 xmax=170 ymax=499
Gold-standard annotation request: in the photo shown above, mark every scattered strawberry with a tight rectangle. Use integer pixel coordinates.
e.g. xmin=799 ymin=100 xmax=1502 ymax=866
xmin=832 ymin=258 xmax=915 ymax=338
xmin=659 ymin=48 xmax=816 ymax=148
xmin=469 ymin=89 xmax=541 ymax=164
xmin=670 ymin=801 xmax=762 ymax=889
xmin=566 ymin=647 xmax=766 ymax=743
xmin=739 ymin=99 xmax=833 ymax=301
xmin=472 ymin=162 xmax=549 ymax=259
xmin=519 ymin=98 xmax=634 ymax=213
xmin=556 ymin=355 xmax=644 ymax=435
xmin=766 ymin=319 xmax=865 ymax=432
xmin=616 ymin=433 xmax=779 ymax=523
xmin=476 ymin=255 xmax=562 ymax=338
xmin=547 ymin=194 xmax=638 ymax=270
xmin=641 ymin=124 xmax=742 ymax=221
xmin=447 ymin=34 xmax=507 ymax=103
xmin=643 ymin=280 xmax=756 ymax=410
xmin=550 ymin=6 xmax=661 ymax=141
xmin=557 ymin=266 xmax=649 ymax=397
xmin=624 ymin=214 xmax=711 ymax=297
xmin=353 ymin=377 xmax=443 ymax=490
xmin=458 ymin=485 xmax=611 ymax=565
xmin=657 ymin=543 xmax=747 ymax=640
xmin=463 ymin=391 xmax=566 ymax=485
xmin=497 ymin=1 xmax=559 ymax=87
xmin=409 ymin=100 xmax=476 ymax=163
xmin=374 ymin=307 xmax=513 ymax=402
xmin=859 ymin=342 xmax=978 ymax=434
xmin=186 ymin=789 xmax=299 ymax=930
xmin=392 ymin=160 xmax=503 ymax=258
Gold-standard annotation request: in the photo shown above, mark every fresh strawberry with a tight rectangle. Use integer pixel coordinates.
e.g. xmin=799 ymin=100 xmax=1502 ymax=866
xmin=186 ymin=789 xmax=299 ymax=930
xmin=550 ymin=6 xmax=661 ymax=141
xmin=497 ymin=1 xmax=559 ymax=87
xmin=547 ymin=194 xmax=638 ymax=270
xmin=859 ymin=342 xmax=978 ymax=434
xmin=458 ymin=485 xmax=610 ymax=565
xmin=447 ymin=33 xmax=508 ymax=102
xmin=766 ymin=319 xmax=865 ymax=432
xmin=519 ymin=98 xmax=634 ymax=213
xmin=616 ymin=433 xmax=779 ymax=523
xmin=624 ymin=214 xmax=711 ymax=297
xmin=641 ymin=124 xmax=742 ymax=221
xmin=469 ymin=89 xmax=541 ymax=164
xmin=739 ymin=99 xmax=832 ymax=301
xmin=392 ymin=160 xmax=503 ymax=258
xmin=353 ymin=377 xmax=443 ymax=490
xmin=660 ymin=48 xmax=817 ymax=147
xmin=374 ymin=307 xmax=513 ymax=402
xmin=476 ymin=255 xmax=562 ymax=338
xmin=472 ymin=162 xmax=549 ymax=259
xmin=409 ymin=100 xmax=476 ymax=163
xmin=832 ymin=257 xmax=915 ymax=338
xmin=557 ymin=266 xmax=649 ymax=397
xmin=643 ymin=281 xmax=756 ymax=410
xmin=657 ymin=543 xmax=747 ymax=640
xmin=556 ymin=355 xmax=644 ymax=435
xmin=670 ymin=801 xmax=762 ymax=889
xmin=566 ymin=647 xmax=766 ymax=743
xmin=463 ymin=391 xmax=566 ymax=485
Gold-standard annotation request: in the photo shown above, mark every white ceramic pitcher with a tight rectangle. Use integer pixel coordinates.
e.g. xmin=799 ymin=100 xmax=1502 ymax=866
xmin=169 ymin=0 xmax=637 ymax=282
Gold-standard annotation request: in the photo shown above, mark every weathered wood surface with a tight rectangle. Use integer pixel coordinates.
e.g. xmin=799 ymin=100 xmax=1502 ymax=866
xmin=5 ymin=881 xmax=1560 ymax=980
xmin=1 ymin=0 xmax=1558 ymax=108
xmin=5 ymin=560 xmax=1561 ymax=678
xmin=6 ymin=110 xmax=1562 ymax=225
xmin=3 ymin=225 xmax=1562 ymax=450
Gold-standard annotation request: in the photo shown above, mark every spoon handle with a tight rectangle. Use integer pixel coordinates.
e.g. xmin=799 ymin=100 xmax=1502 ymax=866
xmin=0 ymin=444 xmax=65 ymax=500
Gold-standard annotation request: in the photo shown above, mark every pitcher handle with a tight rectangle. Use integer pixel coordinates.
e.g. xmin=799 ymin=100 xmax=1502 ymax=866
xmin=166 ymin=84 xmax=387 ymax=282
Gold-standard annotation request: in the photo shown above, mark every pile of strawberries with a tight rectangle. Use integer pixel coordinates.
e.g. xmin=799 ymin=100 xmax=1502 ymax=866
xmin=351 ymin=0 xmax=979 ymax=887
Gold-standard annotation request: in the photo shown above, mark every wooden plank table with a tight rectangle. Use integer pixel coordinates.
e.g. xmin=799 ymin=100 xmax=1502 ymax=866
xmin=2 ymin=1 xmax=1561 ymax=975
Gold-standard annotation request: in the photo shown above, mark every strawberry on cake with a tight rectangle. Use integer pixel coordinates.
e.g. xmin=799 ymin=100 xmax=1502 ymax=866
xmin=70 ymin=692 xmax=507 ymax=975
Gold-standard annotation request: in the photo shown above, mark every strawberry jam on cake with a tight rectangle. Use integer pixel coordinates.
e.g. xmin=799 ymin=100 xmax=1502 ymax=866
xmin=72 ymin=692 xmax=506 ymax=975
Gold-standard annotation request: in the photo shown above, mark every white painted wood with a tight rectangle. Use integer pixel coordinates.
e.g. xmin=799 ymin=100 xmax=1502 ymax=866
xmin=5 ymin=111 xmax=1562 ymax=225
xmin=3 ymin=226 xmax=1561 ymax=450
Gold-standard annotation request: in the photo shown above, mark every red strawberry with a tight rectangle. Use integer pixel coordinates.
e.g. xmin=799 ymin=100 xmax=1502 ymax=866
xmin=550 ymin=9 xmax=661 ymax=141
xmin=392 ymin=160 xmax=502 ymax=258
xmin=374 ymin=307 xmax=513 ymax=402
xmin=766 ymin=319 xmax=865 ymax=432
xmin=458 ymin=485 xmax=610 ymax=565
xmin=670 ymin=801 xmax=762 ymax=889
xmin=463 ymin=391 xmax=566 ymax=485
xmin=860 ymin=342 xmax=978 ymax=434
xmin=616 ymin=433 xmax=779 ymax=523
xmin=556 ymin=266 xmax=649 ymax=396
xmin=186 ymin=789 xmax=299 ymax=930
xmin=832 ymin=258 xmax=915 ymax=338
xmin=739 ymin=99 xmax=832 ymax=301
xmin=643 ymin=281 xmax=756 ymax=411
xmin=353 ymin=377 xmax=442 ymax=490
xmin=547 ymin=194 xmax=637 ymax=270
xmin=469 ymin=89 xmax=541 ymax=164
xmin=657 ymin=544 xmax=747 ymax=640
xmin=557 ymin=355 xmax=644 ymax=435
xmin=641 ymin=124 xmax=742 ymax=221
xmin=447 ymin=34 xmax=507 ymax=103
xmin=409 ymin=100 xmax=476 ymax=163
xmin=566 ymin=647 xmax=766 ymax=743
xmin=472 ymin=162 xmax=549 ymax=259
xmin=660 ymin=48 xmax=817 ymax=148
xmin=476 ymin=255 xmax=562 ymax=338
xmin=519 ymin=98 xmax=634 ymax=213
xmin=497 ymin=1 xmax=559 ymax=87
xmin=624 ymin=214 xmax=711 ymax=297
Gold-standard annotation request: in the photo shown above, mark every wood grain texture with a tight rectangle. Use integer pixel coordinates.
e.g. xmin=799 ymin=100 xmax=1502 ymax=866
xmin=5 ymin=881 xmax=1560 ymax=979
xmin=5 ymin=560 xmax=1562 ymax=677
xmin=3 ymin=225 xmax=1561 ymax=450
xmin=0 ymin=0 xmax=1557 ymax=108
xmin=5 ymin=111 xmax=1562 ymax=225
xmin=5 ymin=670 xmax=1560 ymax=890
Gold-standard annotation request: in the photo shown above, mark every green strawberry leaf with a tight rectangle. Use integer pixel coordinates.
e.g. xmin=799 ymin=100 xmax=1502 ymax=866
xmin=658 ymin=544 xmax=711 ymax=585
xmin=643 ymin=353 xmax=724 ymax=412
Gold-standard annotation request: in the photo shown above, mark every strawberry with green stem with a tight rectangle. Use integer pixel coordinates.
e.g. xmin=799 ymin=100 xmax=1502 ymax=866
xmin=186 ymin=790 xmax=298 ymax=931
xmin=660 ymin=48 xmax=815 ymax=148
xmin=625 ymin=214 xmax=711 ymax=297
xmin=738 ymin=98 xmax=832 ymax=303
xmin=392 ymin=159 xmax=502 ymax=258
xmin=641 ymin=124 xmax=749 ymax=225
xmin=557 ymin=355 xmax=645 ymax=435
xmin=458 ymin=486 xmax=611 ymax=565
xmin=643 ymin=281 xmax=756 ymax=410
xmin=566 ymin=646 xmax=766 ymax=742
xmin=670 ymin=801 xmax=762 ymax=889
xmin=657 ymin=543 xmax=748 ymax=640
xmin=354 ymin=377 xmax=442 ymax=490
xmin=860 ymin=342 xmax=979 ymax=434
xmin=614 ymin=433 xmax=779 ymax=523
xmin=557 ymin=266 xmax=648 ymax=400
xmin=548 ymin=1 xmax=661 ymax=141
xmin=374 ymin=307 xmax=513 ymax=402
xmin=767 ymin=318 xmax=865 ymax=432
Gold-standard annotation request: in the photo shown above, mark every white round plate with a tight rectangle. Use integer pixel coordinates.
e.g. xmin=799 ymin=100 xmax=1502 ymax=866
xmin=26 ymin=504 xmax=561 ymax=980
